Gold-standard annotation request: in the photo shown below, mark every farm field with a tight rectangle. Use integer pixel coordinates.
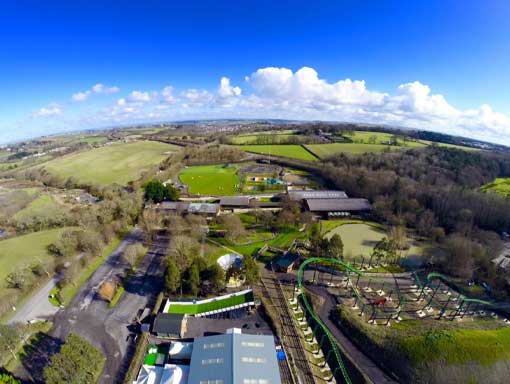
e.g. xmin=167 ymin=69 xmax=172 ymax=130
xmin=236 ymin=144 xmax=318 ymax=161
xmin=306 ymin=143 xmax=400 ymax=157
xmin=179 ymin=164 xmax=240 ymax=195
xmin=480 ymin=178 xmax=510 ymax=197
xmin=0 ymin=228 xmax=67 ymax=286
xmin=41 ymin=141 xmax=177 ymax=185
xmin=231 ymin=133 xmax=297 ymax=144
xmin=13 ymin=193 xmax=66 ymax=222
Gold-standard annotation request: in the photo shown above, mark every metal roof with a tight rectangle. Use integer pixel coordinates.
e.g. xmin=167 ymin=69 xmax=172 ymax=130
xmin=219 ymin=196 xmax=254 ymax=207
xmin=306 ymin=198 xmax=372 ymax=212
xmin=153 ymin=313 xmax=185 ymax=335
xmin=187 ymin=329 xmax=281 ymax=384
xmin=187 ymin=203 xmax=220 ymax=214
xmin=287 ymin=190 xmax=348 ymax=200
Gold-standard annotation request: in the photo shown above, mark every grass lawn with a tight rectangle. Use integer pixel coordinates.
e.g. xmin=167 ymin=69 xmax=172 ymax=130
xmin=167 ymin=290 xmax=254 ymax=315
xmin=13 ymin=193 xmax=66 ymax=222
xmin=41 ymin=141 xmax=177 ymax=185
xmin=480 ymin=178 xmax=510 ymax=197
xmin=179 ymin=164 xmax=240 ymax=195
xmin=324 ymin=222 xmax=387 ymax=260
xmin=0 ymin=228 xmax=67 ymax=287
xmin=231 ymin=133 xmax=298 ymax=144
xmin=236 ymin=144 xmax=318 ymax=161
xmin=305 ymin=143 xmax=401 ymax=157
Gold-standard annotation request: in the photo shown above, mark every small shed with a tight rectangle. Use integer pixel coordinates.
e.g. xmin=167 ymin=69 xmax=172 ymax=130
xmin=153 ymin=313 xmax=187 ymax=338
xmin=274 ymin=252 xmax=300 ymax=273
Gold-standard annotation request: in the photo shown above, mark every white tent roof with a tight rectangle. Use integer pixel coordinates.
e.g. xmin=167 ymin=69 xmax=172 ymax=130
xmin=217 ymin=253 xmax=243 ymax=270
xmin=135 ymin=365 xmax=164 ymax=384
xmin=160 ymin=364 xmax=189 ymax=384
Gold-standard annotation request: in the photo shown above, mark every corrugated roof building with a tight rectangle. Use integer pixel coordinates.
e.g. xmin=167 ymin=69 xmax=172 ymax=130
xmin=187 ymin=328 xmax=281 ymax=384
xmin=306 ymin=198 xmax=372 ymax=213
xmin=287 ymin=190 xmax=348 ymax=201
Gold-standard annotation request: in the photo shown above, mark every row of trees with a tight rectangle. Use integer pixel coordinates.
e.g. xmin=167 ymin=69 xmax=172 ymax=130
xmin=43 ymin=333 xmax=105 ymax=384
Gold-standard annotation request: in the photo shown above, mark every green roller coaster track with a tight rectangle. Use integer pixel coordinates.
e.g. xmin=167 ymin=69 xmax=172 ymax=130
xmin=297 ymin=257 xmax=360 ymax=384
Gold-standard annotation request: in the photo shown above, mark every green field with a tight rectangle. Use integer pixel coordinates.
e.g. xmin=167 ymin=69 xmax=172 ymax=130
xmin=179 ymin=164 xmax=240 ymax=195
xmin=480 ymin=178 xmax=510 ymax=197
xmin=236 ymin=144 xmax=318 ymax=161
xmin=167 ymin=290 xmax=254 ymax=315
xmin=324 ymin=223 xmax=387 ymax=259
xmin=306 ymin=143 xmax=401 ymax=157
xmin=323 ymin=222 xmax=423 ymax=260
xmin=13 ymin=193 xmax=66 ymax=222
xmin=42 ymin=141 xmax=177 ymax=185
xmin=231 ymin=133 xmax=297 ymax=144
xmin=0 ymin=228 xmax=67 ymax=286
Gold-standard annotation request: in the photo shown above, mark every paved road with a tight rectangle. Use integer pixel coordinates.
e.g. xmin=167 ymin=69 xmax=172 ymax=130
xmin=8 ymin=276 xmax=60 ymax=325
xmin=16 ymin=228 xmax=169 ymax=384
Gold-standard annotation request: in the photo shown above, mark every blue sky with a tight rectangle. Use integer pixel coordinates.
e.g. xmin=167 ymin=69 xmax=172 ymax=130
xmin=0 ymin=0 xmax=509 ymax=144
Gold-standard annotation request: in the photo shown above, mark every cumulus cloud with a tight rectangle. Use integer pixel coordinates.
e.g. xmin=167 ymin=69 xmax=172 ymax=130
xmin=72 ymin=83 xmax=119 ymax=101
xmin=127 ymin=90 xmax=152 ymax=103
xmin=32 ymin=103 xmax=62 ymax=117
xmin=25 ymin=67 xmax=510 ymax=146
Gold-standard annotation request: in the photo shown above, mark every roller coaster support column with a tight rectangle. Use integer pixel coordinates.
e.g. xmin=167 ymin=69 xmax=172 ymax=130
xmin=329 ymin=269 xmax=334 ymax=286
xmin=438 ymin=296 xmax=451 ymax=319
xmin=424 ymin=282 xmax=441 ymax=309
xmin=355 ymin=273 xmax=361 ymax=287
xmin=312 ymin=262 xmax=318 ymax=284
xmin=368 ymin=253 xmax=374 ymax=268
xmin=345 ymin=271 xmax=351 ymax=288
xmin=451 ymin=300 xmax=465 ymax=321
xmin=461 ymin=301 xmax=472 ymax=319
xmin=360 ymin=256 xmax=365 ymax=270
xmin=292 ymin=281 xmax=297 ymax=300
xmin=416 ymin=283 xmax=427 ymax=302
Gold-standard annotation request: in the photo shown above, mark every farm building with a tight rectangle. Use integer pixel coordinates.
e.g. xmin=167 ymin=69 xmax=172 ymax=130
xmin=274 ymin=252 xmax=300 ymax=273
xmin=286 ymin=189 xmax=348 ymax=201
xmin=219 ymin=195 xmax=254 ymax=209
xmin=305 ymin=198 xmax=372 ymax=217
xmin=153 ymin=313 xmax=188 ymax=338
xmin=157 ymin=201 xmax=220 ymax=217
xmin=187 ymin=328 xmax=281 ymax=384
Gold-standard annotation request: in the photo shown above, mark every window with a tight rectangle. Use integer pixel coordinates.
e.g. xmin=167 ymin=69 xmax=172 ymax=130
xmin=201 ymin=358 xmax=224 ymax=365
xmin=241 ymin=357 xmax=267 ymax=363
xmin=200 ymin=381 xmax=224 ymax=384
xmin=203 ymin=342 xmax=225 ymax=349
xmin=243 ymin=380 xmax=269 ymax=384
xmin=241 ymin=341 xmax=265 ymax=348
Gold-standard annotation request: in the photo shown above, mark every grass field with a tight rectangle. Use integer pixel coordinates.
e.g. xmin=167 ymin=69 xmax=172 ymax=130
xmin=480 ymin=178 xmax=510 ymax=197
xmin=42 ymin=141 xmax=177 ymax=185
xmin=167 ymin=290 xmax=254 ymax=315
xmin=0 ymin=228 xmax=67 ymax=286
xmin=231 ymin=133 xmax=297 ymax=144
xmin=179 ymin=164 xmax=240 ymax=195
xmin=324 ymin=223 xmax=387 ymax=259
xmin=237 ymin=144 xmax=318 ymax=161
xmin=13 ymin=193 xmax=66 ymax=222
xmin=306 ymin=143 xmax=403 ymax=157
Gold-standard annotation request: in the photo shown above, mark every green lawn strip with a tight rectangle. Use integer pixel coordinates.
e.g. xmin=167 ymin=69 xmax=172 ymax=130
xmin=167 ymin=291 xmax=254 ymax=315
xmin=58 ymin=236 xmax=123 ymax=306
xmin=108 ymin=286 xmax=125 ymax=308
xmin=179 ymin=164 xmax=241 ymax=195
xmin=236 ymin=144 xmax=318 ymax=161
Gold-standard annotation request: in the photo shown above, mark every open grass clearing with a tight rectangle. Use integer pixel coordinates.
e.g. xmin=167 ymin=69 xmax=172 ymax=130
xmin=179 ymin=164 xmax=240 ymax=196
xmin=13 ymin=193 xmax=67 ymax=222
xmin=41 ymin=141 xmax=178 ymax=186
xmin=231 ymin=133 xmax=298 ymax=144
xmin=236 ymin=144 xmax=318 ymax=161
xmin=480 ymin=178 xmax=510 ymax=197
xmin=0 ymin=228 xmax=67 ymax=287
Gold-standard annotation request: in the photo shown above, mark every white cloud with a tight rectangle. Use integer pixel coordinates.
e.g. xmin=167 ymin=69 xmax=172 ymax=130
xmin=218 ymin=77 xmax=241 ymax=98
xmin=72 ymin=83 xmax=119 ymax=102
xmin=127 ymin=90 xmax=152 ymax=103
xmin=161 ymin=86 xmax=175 ymax=104
xmin=32 ymin=103 xmax=62 ymax=117
xmin=72 ymin=91 xmax=91 ymax=102
xmin=92 ymin=83 xmax=120 ymax=94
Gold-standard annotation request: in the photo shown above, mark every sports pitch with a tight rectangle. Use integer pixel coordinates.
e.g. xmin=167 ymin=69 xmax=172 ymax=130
xmin=179 ymin=164 xmax=240 ymax=195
